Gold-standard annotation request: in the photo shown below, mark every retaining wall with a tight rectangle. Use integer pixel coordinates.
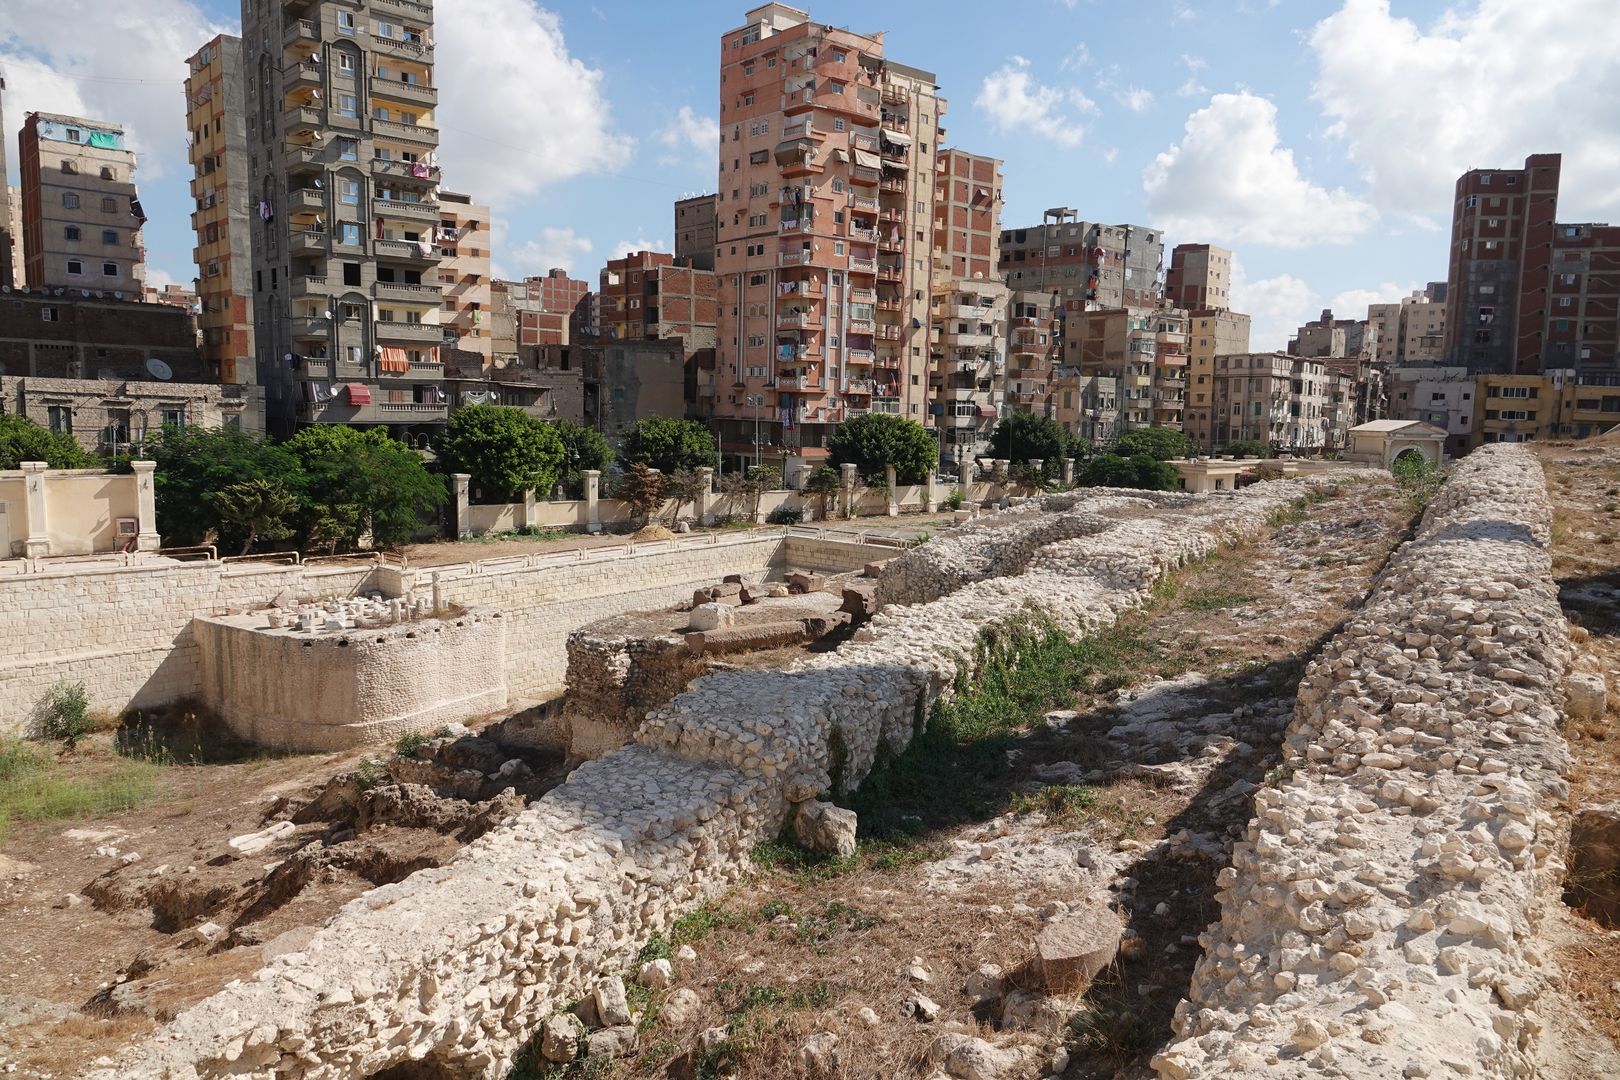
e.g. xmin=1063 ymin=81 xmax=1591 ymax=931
xmin=1153 ymin=446 xmax=1572 ymax=1080
xmin=95 ymin=471 xmax=1366 ymax=1079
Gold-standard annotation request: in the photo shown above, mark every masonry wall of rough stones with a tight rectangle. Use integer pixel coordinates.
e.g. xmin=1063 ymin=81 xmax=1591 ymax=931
xmin=95 ymin=473 xmax=1367 ymax=1080
xmin=195 ymin=610 xmax=508 ymax=751
xmin=0 ymin=561 xmax=377 ymax=735
xmin=1153 ymin=446 xmax=1572 ymax=1080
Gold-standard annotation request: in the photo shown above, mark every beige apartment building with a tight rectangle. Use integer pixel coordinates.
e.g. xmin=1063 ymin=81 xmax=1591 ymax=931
xmin=1184 ymin=309 xmax=1251 ymax=448
xmin=1063 ymin=306 xmax=1190 ymax=439
xmin=929 ymin=148 xmax=1005 ymax=466
xmin=1166 ymin=243 xmax=1232 ymax=310
xmin=1210 ymin=352 xmax=1351 ymax=451
xmin=239 ymin=0 xmax=447 ymax=439
xmin=18 ymin=112 xmax=146 ymax=295
xmin=437 ymin=191 xmax=491 ymax=364
xmin=186 ymin=35 xmax=257 ymax=385
xmin=1368 ymin=285 xmax=1447 ymax=367
xmin=712 ymin=4 xmax=943 ymax=465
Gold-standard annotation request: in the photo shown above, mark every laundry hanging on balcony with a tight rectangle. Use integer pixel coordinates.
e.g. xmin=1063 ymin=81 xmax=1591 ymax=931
xmin=379 ymin=347 xmax=411 ymax=372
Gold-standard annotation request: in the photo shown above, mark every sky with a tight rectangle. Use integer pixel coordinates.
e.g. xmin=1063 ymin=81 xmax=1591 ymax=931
xmin=4 ymin=0 xmax=1620 ymax=350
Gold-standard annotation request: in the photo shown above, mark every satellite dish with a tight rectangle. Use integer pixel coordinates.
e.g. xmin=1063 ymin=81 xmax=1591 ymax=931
xmin=81 ymin=289 xmax=90 ymax=298
xmin=0 ymin=285 xmax=8 ymax=293
xmin=114 ymin=291 xmax=124 ymax=300
xmin=54 ymin=288 xmax=65 ymax=296
xmin=95 ymin=291 xmax=105 ymax=299
xmin=146 ymin=358 xmax=173 ymax=381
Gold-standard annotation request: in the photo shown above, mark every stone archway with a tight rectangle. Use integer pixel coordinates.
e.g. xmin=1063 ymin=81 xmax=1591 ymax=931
xmin=1390 ymin=442 xmax=1437 ymax=469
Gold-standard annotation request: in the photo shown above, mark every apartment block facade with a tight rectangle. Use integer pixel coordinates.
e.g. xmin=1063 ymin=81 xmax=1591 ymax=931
xmin=186 ymin=35 xmax=257 ymax=385
xmin=1209 ymin=352 xmax=1351 ymax=451
xmin=1367 ymin=285 xmax=1446 ymax=367
xmin=240 ymin=0 xmax=447 ymax=438
xmin=713 ymin=4 xmax=942 ymax=464
xmin=0 ymin=74 xmax=13 ymax=287
xmin=1062 ymin=306 xmax=1189 ymax=439
xmin=929 ymin=148 xmax=1005 ymax=465
xmin=1385 ymin=365 xmax=1476 ymax=457
xmin=437 ymin=191 xmax=490 ymax=364
xmin=491 ymin=270 xmax=592 ymax=356
xmin=1165 ymin=243 xmax=1231 ymax=311
xmin=675 ymin=194 xmax=718 ymax=270
xmin=1184 ymin=309 xmax=1251 ymax=449
xmin=998 ymin=211 xmax=1165 ymax=311
xmin=18 ymin=112 xmax=146 ymax=295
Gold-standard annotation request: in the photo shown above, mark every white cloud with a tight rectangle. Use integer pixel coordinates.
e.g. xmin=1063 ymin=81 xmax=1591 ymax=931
xmin=1328 ymin=281 xmax=1422 ymax=319
xmin=436 ymin=0 xmax=632 ymax=208
xmin=975 ymin=57 xmax=1096 ymax=149
xmin=1310 ymin=0 xmax=1620 ymax=221
xmin=1060 ymin=42 xmax=1092 ymax=73
xmin=498 ymin=226 xmax=593 ymax=280
xmin=1177 ymin=54 xmax=1209 ymax=98
xmin=0 ymin=0 xmax=229 ymax=181
xmin=1103 ymin=148 xmax=1120 ymax=165
xmin=659 ymin=105 xmax=717 ymax=155
xmin=1143 ymin=92 xmax=1376 ymax=248
xmin=1230 ymin=257 xmax=1318 ymax=353
xmin=1118 ymin=87 xmax=1155 ymax=113
xmin=1173 ymin=1 xmax=1196 ymax=22
xmin=610 ymin=236 xmax=668 ymax=260
xmin=145 ymin=266 xmax=183 ymax=289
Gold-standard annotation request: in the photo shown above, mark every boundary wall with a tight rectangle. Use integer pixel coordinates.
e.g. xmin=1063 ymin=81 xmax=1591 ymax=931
xmin=1154 ymin=446 xmax=1571 ymax=1079
xmin=94 ymin=470 xmax=1368 ymax=1079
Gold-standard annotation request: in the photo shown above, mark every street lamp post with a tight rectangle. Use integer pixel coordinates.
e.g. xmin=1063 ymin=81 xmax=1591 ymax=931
xmin=746 ymin=393 xmax=764 ymax=471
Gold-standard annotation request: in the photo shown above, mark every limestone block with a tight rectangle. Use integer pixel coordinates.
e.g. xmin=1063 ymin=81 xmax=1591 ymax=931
xmin=797 ymin=1032 xmax=840 ymax=1076
xmin=1035 ymin=906 xmax=1121 ymax=992
xmin=593 ymin=976 xmax=632 ymax=1027
xmin=794 ymin=800 xmax=858 ymax=859
xmin=587 ymin=1025 xmax=637 ymax=1060
xmin=1567 ymin=670 xmax=1609 ymax=721
xmin=688 ymin=603 xmax=734 ymax=632
xmin=540 ymin=1013 xmax=584 ymax=1063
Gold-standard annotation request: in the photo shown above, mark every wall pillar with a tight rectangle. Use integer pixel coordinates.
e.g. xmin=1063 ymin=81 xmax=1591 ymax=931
xmin=19 ymin=461 xmax=49 ymax=559
xmin=697 ymin=467 xmax=715 ymax=526
xmin=925 ymin=470 xmax=939 ymax=513
xmin=583 ymin=470 xmax=602 ymax=534
xmin=129 ymin=459 xmax=161 ymax=552
xmin=839 ymin=462 xmax=858 ymax=519
xmin=451 ymin=473 xmax=471 ymax=538
xmin=884 ymin=464 xmax=898 ymax=517
xmin=1063 ymin=457 xmax=1076 ymax=487
xmin=958 ymin=458 xmax=973 ymax=497
xmin=522 ymin=488 xmax=537 ymax=530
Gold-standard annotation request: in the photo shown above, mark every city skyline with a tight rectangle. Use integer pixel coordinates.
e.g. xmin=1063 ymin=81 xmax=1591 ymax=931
xmin=2 ymin=0 xmax=1619 ymax=351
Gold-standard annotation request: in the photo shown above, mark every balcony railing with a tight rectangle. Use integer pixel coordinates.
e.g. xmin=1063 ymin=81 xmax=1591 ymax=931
xmin=291 ymin=275 xmax=331 ymax=297
xmin=288 ymin=229 xmax=327 ymax=255
xmin=779 ymin=250 xmax=810 ymax=266
xmin=284 ymin=104 xmax=321 ymax=129
xmin=848 ymin=257 xmax=876 ymax=273
xmin=372 ymin=118 xmax=437 ymax=145
xmin=777 ymin=311 xmax=816 ymax=328
xmin=375 ymin=197 xmax=440 ymax=220
xmin=370 ymin=34 xmax=433 ymax=61
xmin=374 ymin=321 xmax=443 ymax=342
xmin=370 ymin=77 xmax=437 ymax=107
xmin=373 ymin=280 xmax=441 ymax=302
xmin=375 ymin=237 xmax=437 ymax=261
xmin=283 ymin=19 xmax=317 ymax=47
xmin=289 ymin=187 xmax=325 ymax=211
xmin=371 ymin=158 xmax=441 ymax=182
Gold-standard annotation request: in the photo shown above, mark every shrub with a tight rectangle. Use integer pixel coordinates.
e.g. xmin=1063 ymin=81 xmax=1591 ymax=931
xmin=286 ymin=425 xmax=444 ymax=551
xmin=988 ymin=413 xmax=1078 ymax=480
xmin=826 ymin=413 xmax=935 ymax=483
xmin=552 ymin=419 xmax=613 ymax=498
xmin=142 ymin=426 xmax=304 ymax=551
xmin=433 ymin=405 xmax=566 ymax=504
xmin=0 ymin=414 xmax=98 ymax=470
xmin=620 ymin=417 xmax=718 ymax=474
xmin=803 ymin=463 xmax=843 ymax=517
xmin=1116 ymin=427 xmax=1193 ymax=461
xmin=1223 ymin=438 xmax=1272 ymax=459
xmin=945 ymin=486 xmax=964 ymax=511
xmin=1078 ymin=453 xmax=1179 ymax=491
xmin=617 ymin=462 xmax=667 ymax=526
xmin=767 ymin=505 xmax=803 ymax=525
xmin=36 ymin=681 xmax=93 ymax=747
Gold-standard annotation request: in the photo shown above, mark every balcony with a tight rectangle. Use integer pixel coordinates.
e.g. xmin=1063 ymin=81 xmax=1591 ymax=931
xmin=373 ymin=280 xmax=441 ymax=302
xmin=779 ymin=375 xmax=814 ymax=390
xmin=291 ymin=274 xmax=333 ymax=298
xmin=847 ymin=318 xmax=874 ymax=334
xmin=846 ymin=349 xmax=875 ymax=364
xmin=375 ymin=237 xmax=438 ymax=262
xmin=287 ymin=60 xmax=322 ymax=90
xmin=285 ymin=143 xmax=323 ymax=172
xmin=371 ymin=158 xmax=441 ymax=182
xmin=375 ymin=321 xmax=443 ymax=343
xmin=370 ymin=76 xmax=438 ymax=108
xmin=777 ymin=311 xmax=816 ymax=329
xmin=849 ymin=257 xmax=877 ymax=274
xmin=284 ymin=104 xmax=321 ymax=130
xmin=850 ymin=288 xmax=876 ymax=303
xmin=851 ymin=166 xmax=881 ymax=185
xmin=845 ymin=379 xmax=876 ymax=395
xmin=779 ymin=250 xmax=811 ymax=267
xmin=283 ymin=19 xmax=317 ymax=47
xmin=781 ymin=119 xmax=816 ymax=140
xmin=289 ymin=229 xmax=328 ymax=255
xmin=370 ymin=34 xmax=433 ymax=63
xmin=876 ymin=326 xmax=901 ymax=341
xmin=849 ymin=194 xmax=878 ymax=210
xmin=779 ymin=215 xmax=813 ymax=233
xmin=288 ymin=316 xmax=331 ymax=338
xmin=375 ymin=197 xmax=440 ymax=221
xmin=372 ymin=118 xmax=438 ymax=146
xmin=879 ymin=177 xmax=905 ymax=193
xmin=849 ymin=226 xmax=878 ymax=242
xmin=875 ymin=265 xmax=901 ymax=283
xmin=300 ymin=399 xmax=449 ymax=424
xmin=370 ymin=0 xmax=433 ymax=18
xmin=289 ymin=187 xmax=326 ymax=211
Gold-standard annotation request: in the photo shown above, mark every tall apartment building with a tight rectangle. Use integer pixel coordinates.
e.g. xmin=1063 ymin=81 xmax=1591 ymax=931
xmin=437 ymin=191 xmax=490 ymax=364
xmin=1444 ymin=153 xmax=1620 ymax=377
xmin=1165 ymin=243 xmax=1231 ymax=310
xmin=0 ymin=73 xmax=13 ymax=288
xmin=239 ymin=0 xmax=447 ymax=437
xmin=19 ymin=112 xmax=146 ymax=294
xmin=998 ymin=210 xmax=1164 ymax=310
xmin=713 ymin=4 xmax=942 ymax=464
xmin=1063 ymin=308 xmax=1163 ymax=436
xmin=186 ymin=35 xmax=257 ymax=384
xmin=1210 ymin=352 xmax=1351 ymax=451
xmin=675 ymin=194 xmax=718 ymax=270
xmin=3 ymin=188 xmax=21 ymax=289
xmin=929 ymin=148 xmax=1006 ymax=465
xmin=1184 ymin=309 xmax=1251 ymax=449
xmin=1367 ymin=285 xmax=1446 ymax=367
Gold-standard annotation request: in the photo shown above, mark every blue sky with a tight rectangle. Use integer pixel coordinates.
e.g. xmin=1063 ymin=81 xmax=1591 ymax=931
xmin=5 ymin=0 xmax=1619 ymax=349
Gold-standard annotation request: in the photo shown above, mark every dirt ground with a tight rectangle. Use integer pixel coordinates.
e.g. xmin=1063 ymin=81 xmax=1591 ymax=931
xmin=1535 ymin=441 xmax=1620 ymax=1061
xmin=528 ymin=476 xmax=1422 ymax=1079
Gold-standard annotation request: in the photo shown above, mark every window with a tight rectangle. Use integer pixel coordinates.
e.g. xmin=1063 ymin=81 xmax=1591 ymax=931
xmin=60 ymin=159 xmax=78 ymax=174
xmin=338 ymin=137 xmax=358 ymax=160
xmin=64 ymin=226 xmax=81 ymax=241
xmin=65 ymin=127 xmax=80 ymax=142
xmin=1465 ymin=195 xmax=1478 ymax=208
xmin=337 ymin=10 xmax=356 ymax=33
xmin=62 ymin=192 xmax=80 ymax=209
xmin=376 ymin=19 xmax=397 ymax=38
xmin=337 ymin=51 xmax=355 ymax=72
xmin=339 ymin=222 xmax=361 ymax=245
xmin=343 ymin=262 xmax=361 ymax=286
xmin=66 ymin=259 xmax=84 ymax=276
xmin=340 ymin=179 xmax=360 ymax=204
xmin=833 ymin=118 xmax=845 ymax=132
xmin=41 ymin=306 xmax=59 ymax=322
xmin=101 ymin=196 xmax=117 ymax=212
xmin=102 ymin=261 xmax=118 ymax=277
xmin=341 ymin=302 xmax=364 ymax=320
xmin=372 ymin=106 xmax=391 ymax=122
xmin=100 ymin=166 xmax=116 ymax=181
xmin=102 ymin=229 xmax=118 ymax=245
xmin=162 ymin=409 xmax=186 ymax=430
xmin=47 ymin=406 xmax=72 ymax=434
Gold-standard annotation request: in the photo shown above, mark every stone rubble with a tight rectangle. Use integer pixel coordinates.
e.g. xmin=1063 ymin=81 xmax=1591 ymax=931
xmin=1153 ymin=447 xmax=1574 ymax=1080
xmin=92 ymin=470 xmax=1371 ymax=1080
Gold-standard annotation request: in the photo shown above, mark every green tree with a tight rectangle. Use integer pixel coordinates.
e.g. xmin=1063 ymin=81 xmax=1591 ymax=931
xmin=826 ymin=413 xmax=935 ymax=483
xmin=1078 ymin=453 xmax=1179 ymax=491
xmin=0 ymin=414 xmax=98 ymax=470
xmin=617 ymin=462 xmax=666 ymax=527
xmin=142 ymin=427 xmax=304 ymax=550
xmin=988 ymin=413 xmax=1084 ymax=481
xmin=802 ymin=463 xmax=842 ymax=519
xmin=620 ymin=417 xmax=718 ymax=474
xmin=1116 ymin=426 xmax=1194 ymax=461
xmin=1223 ymin=438 xmax=1272 ymax=459
xmin=433 ymin=405 xmax=565 ymax=504
xmin=553 ymin=419 xmax=613 ymax=498
xmin=285 ymin=426 xmax=444 ymax=550
xmin=719 ymin=465 xmax=781 ymax=521
xmin=206 ymin=478 xmax=299 ymax=555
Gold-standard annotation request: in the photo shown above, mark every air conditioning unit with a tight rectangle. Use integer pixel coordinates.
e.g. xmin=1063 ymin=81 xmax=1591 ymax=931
xmin=115 ymin=517 xmax=140 ymax=538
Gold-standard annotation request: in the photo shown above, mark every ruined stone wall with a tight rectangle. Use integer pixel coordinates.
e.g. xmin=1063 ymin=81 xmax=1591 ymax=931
xmin=1154 ymin=446 xmax=1572 ymax=1080
xmin=0 ymin=561 xmax=377 ymax=735
xmin=195 ymin=610 xmax=508 ymax=752
xmin=95 ymin=473 xmax=1365 ymax=1080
